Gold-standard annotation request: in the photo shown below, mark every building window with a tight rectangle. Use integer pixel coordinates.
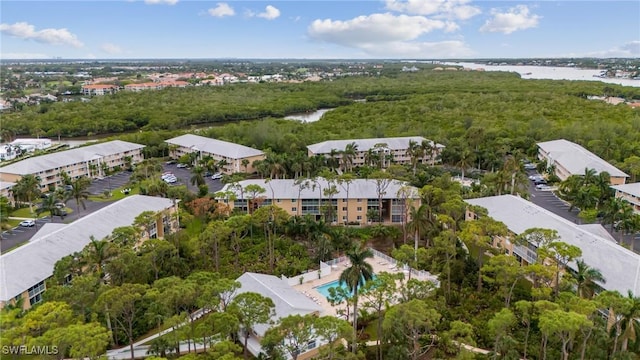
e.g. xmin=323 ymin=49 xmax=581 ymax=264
xmin=28 ymin=280 xmax=46 ymax=306
xmin=357 ymin=199 xmax=362 ymax=203
xmin=307 ymin=340 xmax=317 ymax=350
xmin=357 ymin=207 xmax=362 ymax=212
xmin=342 ymin=207 xmax=347 ymax=211
xmin=276 ymin=199 xmax=281 ymax=203
xmin=357 ymin=216 xmax=362 ymax=221
xmin=292 ymin=207 xmax=297 ymax=212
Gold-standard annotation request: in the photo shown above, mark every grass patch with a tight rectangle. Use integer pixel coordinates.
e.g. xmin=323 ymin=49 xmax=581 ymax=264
xmin=10 ymin=207 xmax=46 ymax=219
xmin=89 ymin=186 xmax=139 ymax=202
xmin=1 ymin=219 xmax=21 ymax=229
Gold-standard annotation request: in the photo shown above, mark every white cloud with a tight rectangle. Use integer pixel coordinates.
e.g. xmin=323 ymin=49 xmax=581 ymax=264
xmin=361 ymin=40 xmax=473 ymax=58
xmin=385 ymin=0 xmax=481 ymax=20
xmin=101 ymin=43 xmax=123 ymax=54
xmin=1 ymin=52 xmax=50 ymax=59
xmin=480 ymin=5 xmax=540 ymax=34
xmin=257 ymin=5 xmax=281 ymax=20
xmin=144 ymin=0 xmax=178 ymax=5
xmin=308 ymin=13 xmax=473 ymax=58
xmin=0 ymin=22 xmax=83 ymax=48
xmin=208 ymin=3 xmax=235 ymax=17
xmin=586 ymin=41 xmax=640 ymax=58
xmin=309 ymin=13 xmax=452 ymax=46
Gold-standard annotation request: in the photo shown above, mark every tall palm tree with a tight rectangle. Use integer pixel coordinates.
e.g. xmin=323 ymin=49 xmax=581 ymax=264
xmin=14 ymin=174 xmax=41 ymax=213
xmin=421 ymin=139 xmax=435 ymax=166
xmin=342 ymin=142 xmax=358 ymax=172
xmin=67 ymin=176 xmax=91 ymax=219
xmin=407 ymin=205 xmax=431 ymax=257
xmin=37 ymin=192 xmax=62 ymax=221
xmin=339 ymin=246 xmax=374 ymax=353
xmin=457 ymin=148 xmax=474 ymax=180
xmin=405 ymin=140 xmax=423 ymax=175
xmin=190 ymin=166 xmax=206 ymax=187
xmin=619 ymin=291 xmax=640 ymax=352
xmin=572 ymin=259 xmax=606 ymax=299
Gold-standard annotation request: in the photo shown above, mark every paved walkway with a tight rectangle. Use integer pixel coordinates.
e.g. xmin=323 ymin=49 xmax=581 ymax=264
xmin=105 ymin=309 xmax=209 ymax=360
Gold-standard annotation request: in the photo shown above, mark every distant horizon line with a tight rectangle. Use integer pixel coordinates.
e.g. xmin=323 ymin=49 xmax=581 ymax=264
xmin=1 ymin=57 xmax=638 ymax=63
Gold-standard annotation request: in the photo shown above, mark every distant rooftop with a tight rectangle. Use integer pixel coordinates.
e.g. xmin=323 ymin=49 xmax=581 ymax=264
xmin=219 ymin=178 xmax=418 ymax=200
xmin=465 ymin=195 xmax=640 ymax=296
xmin=537 ymin=139 xmax=628 ymax=178
xmin=612 ymin=182 xmax=640 ymax=197
xmin=307 ymin=136 xmax=443 ymax=154
xmin=0 ymin=195 xmax=174 ymax=302
xmin=165 ymin=134 xmax=264 ymax=159
xmin=0 ymin=140 xmax=144 ymax=175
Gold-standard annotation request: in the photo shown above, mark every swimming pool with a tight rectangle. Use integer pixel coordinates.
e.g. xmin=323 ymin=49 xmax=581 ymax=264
xmin=314 ymin=275 xmax=377 ymax=300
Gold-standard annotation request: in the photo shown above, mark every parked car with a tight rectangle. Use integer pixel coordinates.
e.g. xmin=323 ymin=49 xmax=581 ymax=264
xmin=177 ymin=163 xmax=188 ymax=168
xmin=165 ymin=160 xmax=176 ymax=165
xmin=536 ymin=184 xmax=551 ymax=190
xmin=54 ymin=202 xmax=65 ymax=209
xmin=211 ymin=173 xmax=223 ymax=180
xmin=52 ymin=208 xmax=68 ymax=217
xmin=19 ymin=219 xmax=36 ymax=227
xmin=524 ymin=163 xmax=537 ymax=170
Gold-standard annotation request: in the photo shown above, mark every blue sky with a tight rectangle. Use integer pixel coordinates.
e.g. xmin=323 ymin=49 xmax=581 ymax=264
xmin=1 ymin=0 xmax=639 ymax=59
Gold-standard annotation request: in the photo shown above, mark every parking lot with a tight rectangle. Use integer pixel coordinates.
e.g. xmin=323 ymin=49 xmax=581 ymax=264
xmin=162 ymin=163 xmax=225 ymax=194
xmin=526 ymin=169 xmax=640 ymax=251
xmin=88 ymin=172 xmax=133 ymax=195
xmin=1 ymin=166 xmax=226 ymax=252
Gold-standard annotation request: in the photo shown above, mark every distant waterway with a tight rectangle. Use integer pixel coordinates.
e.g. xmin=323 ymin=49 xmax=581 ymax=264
xmin=443 ymin=62 xmax=640 ymax=87
xmin=284 ymin=108 xmax=334 ymax=123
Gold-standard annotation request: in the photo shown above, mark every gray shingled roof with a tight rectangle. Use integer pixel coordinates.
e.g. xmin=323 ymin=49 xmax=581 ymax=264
xmin=0 ymin=195 xmax=174 ymax=301
xmin=465 ymin=195 xmax=640 ymax=296
xmin=219 ymin=178 xmax=418 ymax=200
xmin=235 ymin=272 xmax=323 ymax=336
xmin=307 ymin=136 xmax=444 ymax=154
xmin=165 ymin=134 xmax=264 ymax=159
xmin=0 ymin=140 xmax=144 ymax=175
xmin=537 ymin=139 xmax=628 ymax=178
xmin=612 ymin=182 xmax=640 ymax=197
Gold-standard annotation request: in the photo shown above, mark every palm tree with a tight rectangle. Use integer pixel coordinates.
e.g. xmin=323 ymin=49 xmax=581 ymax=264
xmin=68 ymin=176 xmax=91 ymax=219
xmin=37 ymin=193 xmax=62 ymax=221
xmin=241 ymin=159 xmax=250 ymax=173
xmin=407 ymin=205 xmax=431 ymax=258
xmin=405 ymin=140 xmax=423 ymax=175
xmin=14 ymin=174 xmax=41 ymax=213
xmin=572 ymin=259 xmax=606 ymax=299
xmin=421 ymin=139 xmax=436 ymax=166
xmin=190 ymin=166 xmax=206 ymax=187
xmin=342 ymin=142 xmax=358 ymax=172
xmin=457 ymin=148 xmax=474 ymax=180
xmin=619 ymin=291 xmax=640 ymax=352
xmin=339 ymin=245 xmax=374 ymax=353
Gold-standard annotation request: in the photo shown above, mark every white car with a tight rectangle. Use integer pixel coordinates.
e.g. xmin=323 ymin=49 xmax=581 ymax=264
xmin=211 ymin=173 xmax=223 ymax=180
xmin=161 ymin=172 xmax=174 ymax=180
xmin=163 ymin=176 xmax=177 ymax=183
xmin=176 ymin=163 xmax=188 ymax=168
xmin=19 ymin=219 xmax=36 ymax=227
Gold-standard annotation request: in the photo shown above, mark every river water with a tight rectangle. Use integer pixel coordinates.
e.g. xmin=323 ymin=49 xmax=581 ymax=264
xmin=284 ymin=108 xmax=334 ymax=123
xmin=443 ymin=62 xmax=640 ymax=87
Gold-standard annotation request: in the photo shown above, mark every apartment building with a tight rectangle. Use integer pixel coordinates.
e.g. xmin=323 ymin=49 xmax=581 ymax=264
xmin=465 ymin=195 xmax=640 ymax=296
xmin=124 ymin=80 xmax=189 ymax=92
xmin=165 ymin=134 xmax=265 ymax=175
xmin=217 ymin=178 xmax=420 ymax=225
xmin=306 ymin=136 xmax=444 ymax=169
xmin=612 ymin=182 xmax=640 ymax=215
xmin=0 ymin=195 xmax=178 ymax=310
xmin=537 ymin=139 xmax=628 ymax=184
xmin=0 ymin=181 xmax=16 ymax=205
xmin=81 ymin=84 xmax=119 ymax=96
xmin=0 ymin=140 xmax=144 ymax=190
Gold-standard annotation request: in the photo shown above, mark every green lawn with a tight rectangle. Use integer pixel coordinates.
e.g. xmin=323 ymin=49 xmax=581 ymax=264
xmin=10 ymin=207 xmax=45 ymax=219
xmin=89 ymin=185 xmax=139 ymax=202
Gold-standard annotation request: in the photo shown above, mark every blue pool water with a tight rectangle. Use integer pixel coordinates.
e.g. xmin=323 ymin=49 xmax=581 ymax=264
xmin=315 ymin=275 xmax=377 ymax=300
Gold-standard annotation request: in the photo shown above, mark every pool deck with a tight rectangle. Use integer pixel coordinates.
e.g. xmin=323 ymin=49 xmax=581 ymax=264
xmin=292 ymin=254 xmax=436 ymax=318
